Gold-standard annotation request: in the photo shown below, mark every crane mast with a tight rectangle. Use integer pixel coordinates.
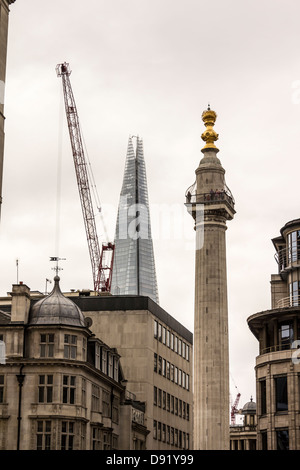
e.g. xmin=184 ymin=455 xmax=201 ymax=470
xmin=56 ymin=62 xmax=114 ymax=293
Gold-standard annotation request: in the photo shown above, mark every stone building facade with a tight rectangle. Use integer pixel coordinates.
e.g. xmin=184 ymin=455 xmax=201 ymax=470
xmin=0 ymin=278 xmax=148 ymax=450
xmin=248 ymin=218 xmax=300 ymax=450
xmin=0 ymin=281 xmax=192 ymax=450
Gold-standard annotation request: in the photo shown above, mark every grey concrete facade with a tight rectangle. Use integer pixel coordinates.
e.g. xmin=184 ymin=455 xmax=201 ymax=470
xmin=186 ymin=108 xmax=235 ymax=450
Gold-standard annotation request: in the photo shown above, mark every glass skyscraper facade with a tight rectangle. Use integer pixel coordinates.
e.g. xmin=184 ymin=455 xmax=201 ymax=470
xmin=111 ymin=136 xmax=159 ymax=303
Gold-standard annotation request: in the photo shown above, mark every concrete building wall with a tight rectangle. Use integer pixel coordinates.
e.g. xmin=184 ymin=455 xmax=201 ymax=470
xmin=85 ymin=307 xmax=193 ymax=450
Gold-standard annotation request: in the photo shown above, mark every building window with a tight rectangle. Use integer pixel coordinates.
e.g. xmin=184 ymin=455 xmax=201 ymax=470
xmin=92 ymin=384 xmax=100 ymax=412
xmin=162 ymin=423 xmax=166 ymax=442
xmin=102 ymin=348 xmax=107 ymax=374
xmin=108 ymin=353 xmax=113 ymax=378
xmin=182 ymin=342 xmax=186 ymax=359
xmin=154 ymin=320 xmax=158 ymax=338
xmin=260 ymin=379 xmax=267 ymax=415
xmin=279 ymin=322 xmax=294 ymax=349
xmin=167 ymin=393 xmax=170 ymax=411
xmin=61 ymin=421 xmax=75 ymax=450
xmin=276 ymin=429 xmax=289 ymax=450
xmin=260 ymin=431 xmax=267 ymax=450
xmin=175 ymin=397 xmax=178 ymax=415
xmin=37 ymin=420 xmax=51 ymax=450
xmin=38 ymin=375 xmax=53 ymax=403
xmin=154 ymin=386 xmax=157 ymax=405
xmin=166 ymin=361 xmax=170 ymax=379
xmin=158 ymin=356 xmax=162 ymax=375
xmin=162 ymin=359 xmax=166 ymax=377
xmin=163 ymin=391 xmax=166 ymax=409
xmin=157 ymin=422 xmax=161 ymax=441
xmin=103 ymin=431 xmax=111 ymax=450
xmin=158 ymin=323 xmax=162 ymax=342
xmin=275 ymin=376 xmax=288 ymax=412
xmin=64 ymin=335 xmax=77 ymax=359
xmin=170 ymin=364 xmax=174 ymax=382
xmin=0 ymin=336 xmax=5 ymax=364
xmin=82 ymin=337 xmax=87 ymax=361
xmin=153 ymin=420 xmax=157 ymax=440
xmin=154 ymin=353 xmax=157 ymax=373
xmin=170 ymin=427 xmax=174 ymax=445
xmin=178 ymin=369 xmax=182 ymax=386
xmin=40 ymin=334 xmax=54 ymax=358
xmin=288 ymin=230 xmax=300 ymax=263
xmin=62 ymin=375 xmax=76 ymax=404
xmin=113 ymin=357 xmax=119 ymax=381
xmin=92 ymin=427 xmax=102 ymax=450
xmin=82 ymin=378 xmax=86 ymax=407
xmin=289 ymin=281 xmax=300 ymax=307
xmin=102 ymin=389 xmax=111 ymax=417
xmin=162 ymin=327 xmax=166 ymax=344
xmin=80 ymin=422 xmax=86 ymax=450
xmin=186 ymin=345 xmax=189 ymax=361
xmin=112 ymin=397 xmax=119 ymax=424
xmin=158 ymin=388 xmax=162 ymax=408
xmin=166 ymin=330 xmax=170 ymax=347
xmin=0 ymin=375 xmax=4 ymax=403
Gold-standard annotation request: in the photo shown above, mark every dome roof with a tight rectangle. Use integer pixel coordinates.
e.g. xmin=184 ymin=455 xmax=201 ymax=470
xmin=242 ymin=397 xmax=256 ymax=414
xmin=29 ymin=276 xmax=86 ymax=327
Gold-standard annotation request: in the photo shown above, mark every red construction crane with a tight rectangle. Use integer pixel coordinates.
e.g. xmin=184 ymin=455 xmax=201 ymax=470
xmin=231 ymin=392 xmax=241 ymax=425
xmin=56 ymin=62 xmax=114 ymax=293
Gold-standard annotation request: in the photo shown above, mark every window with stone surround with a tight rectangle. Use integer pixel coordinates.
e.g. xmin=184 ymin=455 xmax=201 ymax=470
xmin=38 ymin=375 xmax=53 ymax=403
xmin=62 ymin=375 xmax=76 ymax=404
xmin=0 ymin=375 xmax=4 ymax=403
xmin=61 ymin=421 xmax=75 ymax=450
xmin=64 ymin=334 xmax=77 ymax=359
xmin=40 ymin=334 xmax=54 ymax=358
xmin=36 ymin=420 xmax=51 ymax=450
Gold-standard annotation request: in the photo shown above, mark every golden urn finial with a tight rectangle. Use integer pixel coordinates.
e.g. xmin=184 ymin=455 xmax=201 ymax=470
xmin=201 ymin=105 xmax=219 ymax=152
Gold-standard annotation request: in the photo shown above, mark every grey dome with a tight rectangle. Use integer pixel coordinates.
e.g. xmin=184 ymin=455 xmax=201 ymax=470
xmin=29 ymin=276 xmax=85 ymax=327
xmin=242 ymin=397 xmax=256 ymax=414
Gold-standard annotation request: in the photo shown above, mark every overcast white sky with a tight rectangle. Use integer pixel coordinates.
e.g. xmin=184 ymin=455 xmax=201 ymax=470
xmin=1 ymin=0 xmax=300 ymax=415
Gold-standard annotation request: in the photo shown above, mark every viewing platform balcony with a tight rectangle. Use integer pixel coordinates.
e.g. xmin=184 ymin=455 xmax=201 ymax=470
xmin=274 ymin=247 xmax=300 ymax=278
xmin=276 ymin=294 xmax=300 ymax=309
xmin=185 ymin=181 xmax=235 ymax=206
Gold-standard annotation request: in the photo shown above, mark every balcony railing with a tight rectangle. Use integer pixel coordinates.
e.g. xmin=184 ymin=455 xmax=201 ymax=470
xmin=185 ymin=185 xmax=235 ymax=206
xmin=261 ymin=342 xmax=299 ymax=354
xmin=275 ymin=247 xmax=300 ymax=273
xmin=276 ymin=295 xmax=300 ymax=308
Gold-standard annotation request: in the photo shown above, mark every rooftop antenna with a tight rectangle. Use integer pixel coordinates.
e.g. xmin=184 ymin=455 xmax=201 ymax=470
xmin=16 ymin=258 xmax=19 ymax=284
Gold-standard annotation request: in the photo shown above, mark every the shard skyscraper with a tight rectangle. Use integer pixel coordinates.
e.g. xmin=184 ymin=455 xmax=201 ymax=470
xmin=111 ymin=135 xmax=159 ymax=304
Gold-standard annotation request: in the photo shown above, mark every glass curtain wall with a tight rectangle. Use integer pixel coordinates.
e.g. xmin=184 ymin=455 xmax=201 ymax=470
xmin=111 ymin=136 xmax=159 ymax=303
